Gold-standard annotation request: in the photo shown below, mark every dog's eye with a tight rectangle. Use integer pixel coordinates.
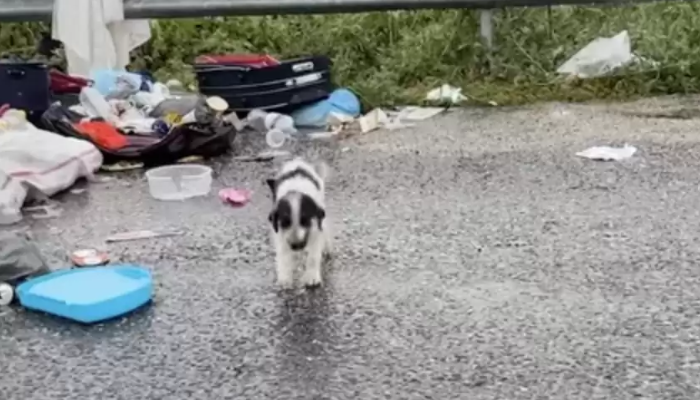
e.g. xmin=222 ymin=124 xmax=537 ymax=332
xmin=279 ymin=218 xmax=292 ymax=229
xmin=299 ymin=217 xmax=311 ymax=228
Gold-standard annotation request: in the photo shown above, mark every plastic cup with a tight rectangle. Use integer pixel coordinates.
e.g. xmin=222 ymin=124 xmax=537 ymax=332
xmin=266 ymin=128 xmax=287 ymax=148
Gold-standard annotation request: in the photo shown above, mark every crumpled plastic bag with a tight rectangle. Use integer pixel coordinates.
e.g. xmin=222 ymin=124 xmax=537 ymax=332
xmin=0 ymin=231 xmax=50 ymax=283
xmin=557 ymin=30 xmax=634 ymax=78
xmin=426 ymin=84 xmax=468 ymax=104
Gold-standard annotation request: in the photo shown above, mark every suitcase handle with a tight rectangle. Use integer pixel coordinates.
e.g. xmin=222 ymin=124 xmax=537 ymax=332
xmin=5 ymin=69 xmax=26 ymax=78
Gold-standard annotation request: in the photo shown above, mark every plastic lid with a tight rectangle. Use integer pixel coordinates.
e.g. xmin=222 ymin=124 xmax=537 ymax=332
xmin=206 ymin=96 xmax=229 ymax=112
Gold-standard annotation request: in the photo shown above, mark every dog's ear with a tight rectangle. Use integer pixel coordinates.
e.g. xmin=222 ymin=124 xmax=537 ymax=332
xmin=316 ymin=207 xmax=326 ymax=230
xmin=268 ymin=208 xmax=279 ymax=232
xmin=265 ymin=178 xmax=276 ymax=193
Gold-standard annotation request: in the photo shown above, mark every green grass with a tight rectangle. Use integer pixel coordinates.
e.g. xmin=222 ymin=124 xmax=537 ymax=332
xmin=3 ymin=2 xmax=700 ymax=108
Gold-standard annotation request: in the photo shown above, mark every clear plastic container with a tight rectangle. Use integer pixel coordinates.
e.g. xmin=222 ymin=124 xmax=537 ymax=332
xmin=145 ymin=165 xmax=213 ymax=201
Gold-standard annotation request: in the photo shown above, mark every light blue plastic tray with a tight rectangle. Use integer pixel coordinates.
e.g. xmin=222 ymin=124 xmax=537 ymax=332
xmin=16 ymin=265 xmax=153 ymax=324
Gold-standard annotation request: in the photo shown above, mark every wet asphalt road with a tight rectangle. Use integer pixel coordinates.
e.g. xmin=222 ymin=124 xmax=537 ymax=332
xmin=3 ymin=98 xmax=700 ymax=399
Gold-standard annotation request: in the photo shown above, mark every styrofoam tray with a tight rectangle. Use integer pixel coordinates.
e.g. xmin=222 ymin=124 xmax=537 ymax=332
xmin=16 ymin=265 xmax=153 ymax=323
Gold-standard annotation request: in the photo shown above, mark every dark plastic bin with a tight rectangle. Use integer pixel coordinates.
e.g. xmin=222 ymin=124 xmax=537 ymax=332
xmin=0 ymin=61 xmax=51 ymax=119
xmin=194 ymin=55 xmax=333 ymax=112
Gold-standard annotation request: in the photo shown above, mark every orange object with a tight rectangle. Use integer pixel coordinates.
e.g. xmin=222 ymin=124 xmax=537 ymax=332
xmin=73 ymin=121 xmax=128 ymax=150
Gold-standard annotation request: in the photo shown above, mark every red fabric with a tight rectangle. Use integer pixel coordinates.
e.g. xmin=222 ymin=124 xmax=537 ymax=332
xmin=73 ymin=121 xmax=128 ymax=150
xmin=194 ymin=54 xmax=280 ymax=68
xmin=50 ymin=69 xmax=90 ymax=94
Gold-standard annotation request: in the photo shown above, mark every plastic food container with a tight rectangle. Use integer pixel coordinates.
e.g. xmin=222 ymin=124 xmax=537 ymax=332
xmin=145 ymin=165 xmax=213 ymax=201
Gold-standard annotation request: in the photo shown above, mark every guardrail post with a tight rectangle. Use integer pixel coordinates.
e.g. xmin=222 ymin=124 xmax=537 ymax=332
xmin=479 ymin=9 xmax=494 ymax=50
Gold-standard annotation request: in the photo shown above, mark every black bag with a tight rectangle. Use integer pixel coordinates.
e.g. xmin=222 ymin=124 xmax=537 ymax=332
xmin=41 ymin=104 xmax=238 ymax=167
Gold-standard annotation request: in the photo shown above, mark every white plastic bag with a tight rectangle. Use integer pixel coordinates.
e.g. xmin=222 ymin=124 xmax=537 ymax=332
xmin=557 ymin=30 xmax=634 ymax=78
xmin=0 ymin=126 xmax=103 ymax=223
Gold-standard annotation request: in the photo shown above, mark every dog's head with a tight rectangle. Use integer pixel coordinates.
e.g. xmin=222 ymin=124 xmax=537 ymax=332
xmin=267 ymin=187 xmax=325 ymax=251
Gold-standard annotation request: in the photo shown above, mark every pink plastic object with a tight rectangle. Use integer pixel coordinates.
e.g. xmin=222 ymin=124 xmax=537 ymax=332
xmin=219 ymin=188 xmax=252 ymax=207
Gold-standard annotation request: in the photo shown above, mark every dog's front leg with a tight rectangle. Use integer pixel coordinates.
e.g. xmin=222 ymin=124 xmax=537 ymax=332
xmin=275 ymin=240 xmax=294 ymax=288
xmin=302 ymin=238 xmax=324 ymax=288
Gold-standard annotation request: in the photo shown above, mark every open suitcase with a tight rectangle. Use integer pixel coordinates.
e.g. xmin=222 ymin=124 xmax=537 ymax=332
xmin=193 ymin=54 xmax=333 ymax=113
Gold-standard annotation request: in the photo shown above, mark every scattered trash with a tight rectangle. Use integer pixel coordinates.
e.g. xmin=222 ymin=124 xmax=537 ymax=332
xmin=397 ymin=106 xmax=445 ymax=121
xmin=426 ymin=84 xmax=468 ymax=104
xmin=0 ymin=282 xmax=12 ymax=306
xmin=70 ymin=249 xmax=110 ymax=267
xmin=291 ymin=88 xmax=362 ymax=128
xmin=557 ymin=30 xmax=639 ymax=79
xmin=0 ymin=231 xmax=51 ymax=306
xmin=233 ymin=150 xmax=292 ymax=162
xmin=306 ymin=131 xmax=339 ymax=140
xmin=327 ymin=111 xmax=356 ymax=128
xmin=247 ymin=109 xmax=297 ymax=149
xmin=69 ymin=188 xmax=87 ymax=195
xmin=105 ymin=230 xmax=183 ymax=243
xmin=219 ymin=188 xmax=252 ymax=207
xmin=24 ymin=203 xmax=63 ymax=220
xmin=359 ymin=108 xmax=390 ymax=133
xmin=576 ymin=144 xmax=637 ymax=161
xmin=101 ymin=161 xmax=144 ymax=172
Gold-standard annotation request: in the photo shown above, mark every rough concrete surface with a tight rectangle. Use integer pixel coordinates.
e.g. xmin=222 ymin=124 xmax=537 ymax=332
xmin=3 ymin=97 xmax=700 ymax=400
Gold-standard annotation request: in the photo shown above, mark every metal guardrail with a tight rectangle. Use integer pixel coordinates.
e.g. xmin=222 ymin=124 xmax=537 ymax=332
xmin=1 ymin=0 xmax=650 ymax=22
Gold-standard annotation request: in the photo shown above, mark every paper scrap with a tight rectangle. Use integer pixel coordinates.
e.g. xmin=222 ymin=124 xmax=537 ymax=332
xmin=398 ymin=106 xmax=445 ymax=121
xmin=576 ymin=144 xmax=637 ymax=161
xmin=358 ymin=108 xmax=390 ymax=133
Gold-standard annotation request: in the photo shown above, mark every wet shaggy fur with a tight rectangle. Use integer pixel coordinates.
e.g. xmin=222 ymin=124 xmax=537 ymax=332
xmin=266 ymin=157 xmax=333 ymax=288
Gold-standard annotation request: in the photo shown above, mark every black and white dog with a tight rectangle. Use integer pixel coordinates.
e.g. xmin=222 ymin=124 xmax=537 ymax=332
xmin=266 ymin=158 xmax=332 ymax=288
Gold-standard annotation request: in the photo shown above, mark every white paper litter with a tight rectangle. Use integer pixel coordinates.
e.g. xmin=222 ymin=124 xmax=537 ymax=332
xmin=359 ymin=108 xmax=390 ymax=133
xmin=397 ymin=106 xmax=445 ymax=121
xmin=576 ymin=144 xmax=637 ymax=161
xmin=426 ymin=84 xmax=468 ymax=104
xmin=557 ymin=30 xmax=635 ymax=79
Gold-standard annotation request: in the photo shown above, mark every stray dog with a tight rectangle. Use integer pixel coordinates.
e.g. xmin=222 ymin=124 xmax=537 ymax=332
xmin=266 ymin=158 xmax=332 ymax=288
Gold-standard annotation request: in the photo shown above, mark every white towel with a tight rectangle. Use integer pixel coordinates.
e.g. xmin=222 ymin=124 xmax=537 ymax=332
xmin=52 ymin=0 xmax=151 ymax=77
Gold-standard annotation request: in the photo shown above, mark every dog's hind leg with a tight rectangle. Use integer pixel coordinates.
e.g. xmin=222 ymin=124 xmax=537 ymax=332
xmin=302 ymin=237 xmax=324 ymax=288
